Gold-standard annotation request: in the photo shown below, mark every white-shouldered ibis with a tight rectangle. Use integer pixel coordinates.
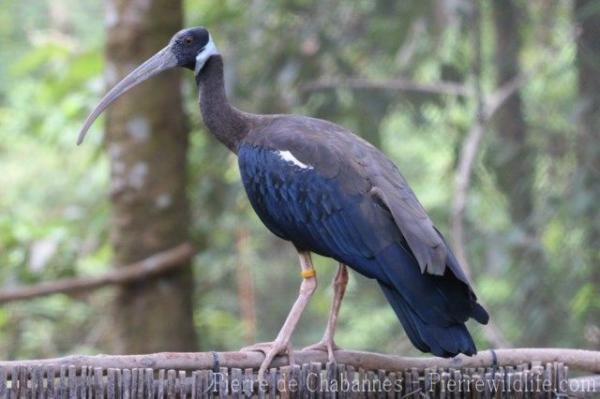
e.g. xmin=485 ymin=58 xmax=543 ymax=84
xmin=78 ymin=27 xmax=489 ymax=379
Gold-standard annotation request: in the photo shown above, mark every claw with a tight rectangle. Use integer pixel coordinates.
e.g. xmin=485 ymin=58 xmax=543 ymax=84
xmin=241 ymin=341 xmax=294 ymax=381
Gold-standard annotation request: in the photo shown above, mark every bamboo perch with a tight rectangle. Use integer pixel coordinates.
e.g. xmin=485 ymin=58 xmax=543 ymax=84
xmin=0 ymin=243 xmax=195 ymax=304
xmin=0 ymin=348 xmax=598 ymax=373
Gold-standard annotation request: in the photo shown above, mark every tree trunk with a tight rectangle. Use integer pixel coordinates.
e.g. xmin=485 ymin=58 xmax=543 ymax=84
xmin=104 ymin=0 xmax=197 ymax=353
xmin=574 ymin=0 xmax=600 ymax=348
xmin=490 ymin=0 xmax=534 ymax=225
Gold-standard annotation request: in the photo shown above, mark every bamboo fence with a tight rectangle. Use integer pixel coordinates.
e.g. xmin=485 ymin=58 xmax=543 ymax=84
xmin=0 ymin=349 xmax=598 ymax=398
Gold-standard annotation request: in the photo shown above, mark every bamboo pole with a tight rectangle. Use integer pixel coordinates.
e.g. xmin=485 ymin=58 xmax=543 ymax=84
xmin=0 ymin=348 xmax=598 ymax=373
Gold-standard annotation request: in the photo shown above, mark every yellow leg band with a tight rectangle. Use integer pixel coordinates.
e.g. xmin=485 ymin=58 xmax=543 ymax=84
xmin=301 ymin=268 xmax=316 ymax=279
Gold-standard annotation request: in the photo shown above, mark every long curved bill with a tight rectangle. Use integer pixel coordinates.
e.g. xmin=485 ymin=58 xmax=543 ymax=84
xmin=77 ymin=46 xmax=178 ymax=145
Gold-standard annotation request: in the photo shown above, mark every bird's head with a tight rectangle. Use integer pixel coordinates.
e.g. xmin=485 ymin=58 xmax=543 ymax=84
xmin=77 ymin=26 xmax=219 ymax=145
xmin=169 ymin=27 xmax=219 ymax=74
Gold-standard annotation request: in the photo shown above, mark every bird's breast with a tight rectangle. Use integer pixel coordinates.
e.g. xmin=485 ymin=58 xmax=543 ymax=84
xmin=237 ymin=144 xmax=339 ymax=252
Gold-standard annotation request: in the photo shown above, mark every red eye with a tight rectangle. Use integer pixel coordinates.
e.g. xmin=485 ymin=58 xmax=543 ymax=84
xmin=185 ymin=37 xmax=193 ymax=45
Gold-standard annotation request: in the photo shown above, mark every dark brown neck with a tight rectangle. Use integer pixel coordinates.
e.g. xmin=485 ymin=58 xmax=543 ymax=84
xmin=196 ymin=56 xmax=251 ymax=153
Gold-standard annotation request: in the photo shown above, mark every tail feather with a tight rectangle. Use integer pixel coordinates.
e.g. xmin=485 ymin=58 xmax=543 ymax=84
xmin=472 ymin=302 xmax=490 ymax=325
xmin=379 ymin=283 xmax=477 ymax=357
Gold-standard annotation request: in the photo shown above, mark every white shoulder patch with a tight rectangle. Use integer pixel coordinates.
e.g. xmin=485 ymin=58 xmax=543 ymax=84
xmin=277 ymin=150 xmax=313 ymax=169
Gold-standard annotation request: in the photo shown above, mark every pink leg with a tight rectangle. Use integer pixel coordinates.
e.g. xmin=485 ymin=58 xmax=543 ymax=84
xmin=241 ymin=251 xmax=318 ymax=380
xmin=302 ymin=263 xmax=348 ymax=362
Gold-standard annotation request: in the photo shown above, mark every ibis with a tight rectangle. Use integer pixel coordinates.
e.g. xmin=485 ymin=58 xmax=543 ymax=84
xmin=78 ymin=27 xmax=489 ymax=378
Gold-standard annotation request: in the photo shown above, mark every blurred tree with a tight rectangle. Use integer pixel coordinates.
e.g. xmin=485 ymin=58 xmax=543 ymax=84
xmin=104 ymin=0 xmax=196 ymax=352
xmin=490 ymin=0 xmax=534 ymax=227
xmin=574 ymin=0 xmax=600 ymax=349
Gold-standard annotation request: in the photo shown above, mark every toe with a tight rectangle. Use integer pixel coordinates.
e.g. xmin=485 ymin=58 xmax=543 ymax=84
xmin=302 ymin=340 xmax=341 ymax=363
xmin=241 ymin=342 xmax=274 ymax=354
xmin=250 ymin=340 xmax=293 ymax=382
xmin=327 ymin=346 xmax=336 ymax=363
xmin=301 ymin=341 xmax=327 ymax=352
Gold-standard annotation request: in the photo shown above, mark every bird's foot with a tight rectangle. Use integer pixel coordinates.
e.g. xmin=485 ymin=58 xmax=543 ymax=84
xmin=241 ymin=341 xmax=294 ymax=381
xmin=301 ymin=339 xmax=340 ymax=363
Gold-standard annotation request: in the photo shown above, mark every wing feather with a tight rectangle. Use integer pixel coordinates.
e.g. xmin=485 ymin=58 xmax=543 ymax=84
xmin=249 ymin=115 xmax=458 ymax=279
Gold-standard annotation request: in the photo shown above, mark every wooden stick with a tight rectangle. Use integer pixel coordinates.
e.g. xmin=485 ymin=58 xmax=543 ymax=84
xmin=0 ymin=348 xmax=598 ymax=373
xmin=298 ymin=78 xmax=470 ymax=97
xmin=0 ymin=243 xmax=195 ymax=304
